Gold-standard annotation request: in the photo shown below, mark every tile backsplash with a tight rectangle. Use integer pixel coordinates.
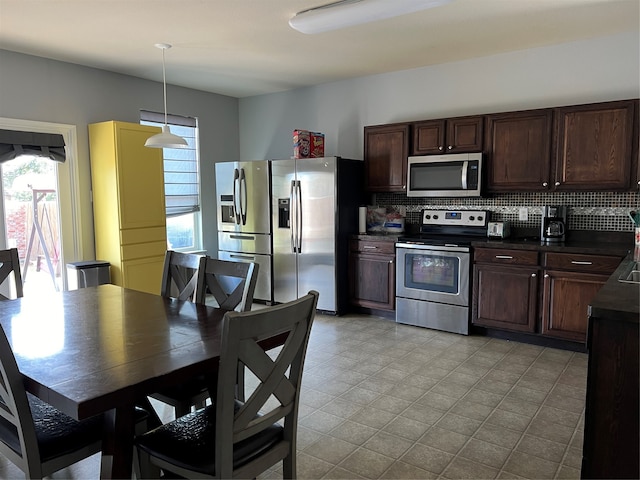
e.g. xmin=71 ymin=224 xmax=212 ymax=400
xmin=373 ymin=191 xmax=640 ymax=232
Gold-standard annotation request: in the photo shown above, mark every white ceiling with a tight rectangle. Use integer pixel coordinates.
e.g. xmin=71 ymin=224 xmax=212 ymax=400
xmin=0 ymin=0 xmax=638 ymax=98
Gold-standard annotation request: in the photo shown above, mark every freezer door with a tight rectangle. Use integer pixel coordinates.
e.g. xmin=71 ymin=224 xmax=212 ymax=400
xmin=217 ymin=250 xmax=272 ymax=304
xmin=215 ymin=161 xmax=271 ymax=234
xmin=271 ymin=159 xmax=298 ymax=304
xmin=296 ymin=157 xmax=337 ymax=312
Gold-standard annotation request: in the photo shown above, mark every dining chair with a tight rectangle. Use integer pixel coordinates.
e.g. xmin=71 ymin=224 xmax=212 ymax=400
xmin=0 ymin=325 xmax=102 ymax=479
xmin=135 ymin=290 xmax=319 ymax=479
xmin=152 ymin=256 xmax=259 ymax=417
xmin=160 ymin=250 xmax=204 ymax=301
xmin=194 ymin=257 xmax=258 ymax=312
xmin=0 ymin=248 xmax=23 ymax=300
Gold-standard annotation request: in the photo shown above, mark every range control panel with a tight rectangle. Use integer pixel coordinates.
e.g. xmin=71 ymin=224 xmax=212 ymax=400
xmin=421 ymin=209 xmax=488 ymax=227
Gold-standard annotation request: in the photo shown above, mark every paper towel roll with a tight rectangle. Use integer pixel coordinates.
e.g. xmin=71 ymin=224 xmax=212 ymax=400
xmin=358 ymin=207 xmax=367 ymax=234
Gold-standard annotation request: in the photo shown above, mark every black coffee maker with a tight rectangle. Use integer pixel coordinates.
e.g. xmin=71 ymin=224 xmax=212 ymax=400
xmin=541 ymin=206 xmax=567 ymax=243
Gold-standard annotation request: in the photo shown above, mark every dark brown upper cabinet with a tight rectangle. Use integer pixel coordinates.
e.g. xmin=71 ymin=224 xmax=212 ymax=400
xmin=411 ymin=115 xmax=484 ymax=155
xmin=485 ymin=109 xmax=553 ymax=192
xmin=364 ymin=123 xmax=409 ymax=192
xmin=553 ymin=99 xmax=638 ymax=191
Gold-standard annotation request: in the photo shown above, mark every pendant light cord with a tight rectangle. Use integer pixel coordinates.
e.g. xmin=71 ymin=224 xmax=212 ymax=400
xmin=161 ymin=46 xmax=168 ymax=126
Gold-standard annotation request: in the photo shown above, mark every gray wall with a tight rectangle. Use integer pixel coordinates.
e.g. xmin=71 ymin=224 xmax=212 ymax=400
xmin=1 ymin=31 xmax=639 ymax=259
xmin=0 ymin=49 xmax=239 ymax=257
xmin=238 ymin=31 xmax=640 ymax=161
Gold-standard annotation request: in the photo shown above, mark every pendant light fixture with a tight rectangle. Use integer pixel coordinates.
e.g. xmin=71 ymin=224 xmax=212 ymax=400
xmin=289 ymin=0 xmax=452 ymax=34
xmin=145 ymin=43 xmax=188 ymax=149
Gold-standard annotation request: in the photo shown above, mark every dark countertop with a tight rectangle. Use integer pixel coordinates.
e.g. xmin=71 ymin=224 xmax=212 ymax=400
xmin=353 ymin=230 xmax=633 ymax=257
xmin=471 ymin=237 xmax=632 ymax=257
xmin=588 ymin=253 xmax=640 ymax=323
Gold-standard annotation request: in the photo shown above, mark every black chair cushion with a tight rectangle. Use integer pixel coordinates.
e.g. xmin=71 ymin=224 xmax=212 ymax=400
xmin=0 ymin=396 xmax=150 ymax=462
xmin=0 ymin=394 xmax=102 ymax=462
xmin=136 ymin=401 xmax=284 ymax=476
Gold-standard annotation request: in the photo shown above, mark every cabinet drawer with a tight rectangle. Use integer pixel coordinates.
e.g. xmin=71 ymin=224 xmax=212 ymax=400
xmin=474 ymin=248 xmax=538 ymax=266
xmin=121 ymin=226 xmax=167 ymax=245
xmin=121 ymin=241 xmax=167 ymax=261
xmin=350 ymin=239 xmax=395 ymax=255
xmin=543 ymin=252 xmax=622 ymax=274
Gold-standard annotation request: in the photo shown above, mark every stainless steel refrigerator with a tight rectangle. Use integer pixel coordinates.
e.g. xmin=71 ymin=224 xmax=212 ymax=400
xmin=271 ymin=156 xmax=363 ymax=314
xmin=215 ymin=160 xmax=273 ymax=303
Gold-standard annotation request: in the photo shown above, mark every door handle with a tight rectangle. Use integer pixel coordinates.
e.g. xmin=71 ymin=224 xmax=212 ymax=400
xmin=571 ymin=261 xmax=593 ymax=265
xmin=229 ymin=254 xmax=256 ymax=260
xmin=289 ymin=180 xmax=296 ymax=253
xmin=233 ymin=168 xmax=241 ymax=225
xmin=229 ymin=234 xmax=255 ymax=240
xmin=239 ymin=168 xmax=247 ymax=225
xmin=495 ymin=255 xmax=513 ymax=259
xmin=296 ymin=180 xmax=303 ymax=253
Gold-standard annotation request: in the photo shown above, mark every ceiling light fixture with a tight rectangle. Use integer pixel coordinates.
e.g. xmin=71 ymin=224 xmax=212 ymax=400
xmin=145 ymin=43 xmax=188 ymax=149
xmin=289 ymin=0 xmax=452 ymax=34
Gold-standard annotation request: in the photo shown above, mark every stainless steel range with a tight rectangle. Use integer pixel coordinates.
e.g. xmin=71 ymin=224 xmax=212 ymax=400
xmin=396 ymin=210 xmax=488 ymax=334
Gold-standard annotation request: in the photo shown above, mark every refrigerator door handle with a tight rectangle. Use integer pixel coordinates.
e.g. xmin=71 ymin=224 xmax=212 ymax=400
xmin=239 ymin=168 xmax=247 ymax=225
xmin=296 ymin=180 xmax=303 ymax=253
xmin=289 ymin=180 xmax=296 ymax=253
xmin=233 ymin=168 xmax=241 ymax=225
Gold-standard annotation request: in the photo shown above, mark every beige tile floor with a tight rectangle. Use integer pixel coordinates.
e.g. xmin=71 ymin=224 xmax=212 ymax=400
xmin=0 ymin=311 xmax=587 ymax=479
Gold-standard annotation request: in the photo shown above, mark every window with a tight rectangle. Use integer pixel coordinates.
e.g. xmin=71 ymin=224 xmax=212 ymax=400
xmin=140 ymin=111 xmax=201 ymax=252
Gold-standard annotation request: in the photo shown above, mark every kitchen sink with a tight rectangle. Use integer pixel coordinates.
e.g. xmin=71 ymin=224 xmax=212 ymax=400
xmin=618 ymin=261 xmax=640 ymax=284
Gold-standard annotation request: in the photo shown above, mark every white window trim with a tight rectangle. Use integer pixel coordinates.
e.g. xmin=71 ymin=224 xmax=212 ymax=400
xmin=0 ymin=117 xmax=82 ymax=291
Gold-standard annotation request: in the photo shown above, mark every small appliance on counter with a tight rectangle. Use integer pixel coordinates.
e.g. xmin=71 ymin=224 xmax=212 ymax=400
xmin=487 ymin=221 xmax=510 ymax=239
xmin=541 ymin=205 xmax=567 ymax=243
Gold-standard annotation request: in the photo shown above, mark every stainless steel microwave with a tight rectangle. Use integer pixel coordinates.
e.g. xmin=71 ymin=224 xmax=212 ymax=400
xmin=407 ymin=152 xmax=483 ymax=197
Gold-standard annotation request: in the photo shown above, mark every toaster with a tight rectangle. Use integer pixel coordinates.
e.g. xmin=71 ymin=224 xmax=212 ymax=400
xmin=487 ymin=221 xmax=510 ymax=239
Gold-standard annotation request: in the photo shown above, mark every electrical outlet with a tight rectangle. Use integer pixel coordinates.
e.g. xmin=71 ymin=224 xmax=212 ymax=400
xmin=519 ymin=207 xmax=528 ymax=221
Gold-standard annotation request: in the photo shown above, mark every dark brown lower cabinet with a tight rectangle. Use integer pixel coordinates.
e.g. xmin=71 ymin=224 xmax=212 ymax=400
xmin=472 ymin=248 xmax=539 ymax=332
xmin=582 ymin=315 xmax=639 ymax=478
xmin=541 ymin=271 xmax=609 ymax=342
xmin=349 ymin=239 xmax=395 ymax=311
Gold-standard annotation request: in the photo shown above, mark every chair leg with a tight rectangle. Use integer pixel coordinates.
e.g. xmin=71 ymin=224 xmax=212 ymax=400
xmin=136 ymin=448 xmax=161 ymax=479
xmin=282 ymin=453 xmax=296 ymax=479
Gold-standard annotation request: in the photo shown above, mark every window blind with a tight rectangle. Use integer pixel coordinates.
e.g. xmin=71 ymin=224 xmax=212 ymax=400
xmin=140 ymin=111 xmax=199 ymax=217
xmin=0 ymin=129 xmax=66 ymax=163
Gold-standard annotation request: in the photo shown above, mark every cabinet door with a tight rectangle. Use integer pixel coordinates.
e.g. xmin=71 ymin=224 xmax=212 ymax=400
xmin=472 ymin=263 xmax=538 ymax=332
xmin=412 ymin=120 xmax=446 ymax=155
xmin=349 ymin=252 xmax=395 ymax=310
xmin=121 ymin=256 xmax=165 ymax=295
xmin=364 ymin=124 xmax=409 ymax=192
xmin=553 ymin=100 xmax=638 ymax=191
xmin=446 ymin=116 xmax=484 ymax=153
xmin=485 ymin=110 xmax=553 ymax=192
xmin=541 ymin=270 xmax=608 ymax=343
xmin=116 ymin=124 xmax=167 ymax=229
xmin=412 ymin=116 xmax=483 ymax=155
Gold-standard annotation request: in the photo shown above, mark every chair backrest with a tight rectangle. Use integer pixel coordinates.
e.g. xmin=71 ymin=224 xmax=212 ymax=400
xmin=0 ymin=248 xmax=23 ymax=300
xmin=0 ymin=325 xmax=44 ymax=476
xmin=195 ymin=258 xmax=258 ymax=311
xmin=160 ymin=250 xmax=204 ymax=302
xmin=214 ymin=290 xmax=319 ymax=479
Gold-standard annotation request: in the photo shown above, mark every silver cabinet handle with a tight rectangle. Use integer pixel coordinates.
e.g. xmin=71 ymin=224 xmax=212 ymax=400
xmin=531 ymin=273 xmax=537 ymax=277
xmin=389 ymin=260 xmax=394 ymax=264
xmin=448 ymin=145 xmax=453 ymax=150
xmin=542 ymin=182 xmax=548 ymax=187
xmin=230 ymin=234 xmax=255 ymax=240
xmin=571 ymin=261 xmax=593 ymax=265
xmin=438 ymin=146 xmax=444 ymax=151
xmin=495 ymin=255 xmax=513 ymax=259
xmin=555 ymin=181 xmax=560 ymax=186
xmin=544 ymin=274 xmax=549 ymax=278
xmin=363 ymin=246 xmax=378 ymax=250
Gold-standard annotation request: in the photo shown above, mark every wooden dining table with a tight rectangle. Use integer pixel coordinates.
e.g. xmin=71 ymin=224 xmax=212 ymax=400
xmin=0 ymin=283 xmax=232 ymax=479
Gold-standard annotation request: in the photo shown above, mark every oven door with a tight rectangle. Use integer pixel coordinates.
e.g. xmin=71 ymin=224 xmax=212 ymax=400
xmin=396 ymin=244 xmax=470 ymax=307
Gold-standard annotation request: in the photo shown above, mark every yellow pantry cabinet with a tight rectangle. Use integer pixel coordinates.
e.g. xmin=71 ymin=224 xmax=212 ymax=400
xmin=89 ymin=121 xmax=167 ymax=294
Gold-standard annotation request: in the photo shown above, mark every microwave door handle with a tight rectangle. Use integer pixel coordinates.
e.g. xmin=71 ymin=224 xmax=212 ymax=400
xmin=233 ymin=168 xmax=241 ymax=224
xmin=461 ymin=161 xmax=468 ymax=190
xmin=239 ymin=168 xmax=247 ymax=225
